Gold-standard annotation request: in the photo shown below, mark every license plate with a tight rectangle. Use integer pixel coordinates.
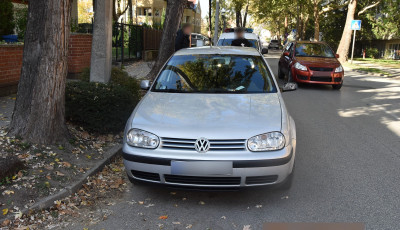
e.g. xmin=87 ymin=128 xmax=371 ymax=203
xmin=171 ymin=161 xmax=233 ymax=176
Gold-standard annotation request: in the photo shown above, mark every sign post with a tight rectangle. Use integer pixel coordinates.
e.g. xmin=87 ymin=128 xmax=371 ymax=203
xmin=350 ymin=20 xmax=361 ymax=64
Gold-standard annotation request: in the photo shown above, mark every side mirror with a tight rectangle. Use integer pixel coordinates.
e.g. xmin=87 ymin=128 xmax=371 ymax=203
xmin=283 ymin=51 xmax=290 ymax=57
xmin=140 ymin=80 xmax=150 ymax=90
xmin=335 ymin=54 xmax=340 ymax=58
xmin=280 ymin=82 xmax=297 ymax=92
xmin=261 ymin=48 xmax=268 ymax=54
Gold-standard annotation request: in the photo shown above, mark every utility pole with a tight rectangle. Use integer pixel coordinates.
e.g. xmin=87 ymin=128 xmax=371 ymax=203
xmin=209 ymin=0 xmax=212 ymax=44
xmin=213 ymin=0 xmax=220 ymax=45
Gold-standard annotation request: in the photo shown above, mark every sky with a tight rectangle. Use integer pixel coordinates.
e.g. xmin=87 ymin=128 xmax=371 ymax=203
xmin=200 ymin=0 xmax=209 ymax=19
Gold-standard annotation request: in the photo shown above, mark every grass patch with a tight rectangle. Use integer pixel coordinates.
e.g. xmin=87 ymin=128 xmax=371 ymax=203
xmin=353 ymin=58 xmax=400 ymax=67
xmin=354 ymin=67 xmax=390 ymax=75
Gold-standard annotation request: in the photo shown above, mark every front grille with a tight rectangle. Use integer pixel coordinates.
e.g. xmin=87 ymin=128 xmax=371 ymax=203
xmin=131 ymin=170 xmax=160 ymax=182
xmin=309 ymin=67 xmax=333 ymax=72
xmin=297 ymin=74 xmax=308 ymax=80
xmin=161 ymin=137 xmax=246 ymax=151
xmin=246 ymin=175 xmax=278 ymax=185
xmin=310 ymin=76 xmax=332 ymax=82
xmin=164 ymin=174 xmax=241 ymax=185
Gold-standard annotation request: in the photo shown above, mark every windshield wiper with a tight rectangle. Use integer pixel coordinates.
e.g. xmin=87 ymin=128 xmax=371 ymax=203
xmin=153 ymin=89 xmax=191 ymax=93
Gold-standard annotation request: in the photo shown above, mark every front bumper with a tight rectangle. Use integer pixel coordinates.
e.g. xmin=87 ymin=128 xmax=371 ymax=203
xmin=123 ymin=145 xmax=295 ymax=188
xmin=293 ymin=68 xmax=344 ymax=85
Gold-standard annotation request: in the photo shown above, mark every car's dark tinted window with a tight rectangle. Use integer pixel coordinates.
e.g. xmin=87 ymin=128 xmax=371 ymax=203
xmin=271 ymin=40 xmax=279 ymax=43
xmin=217 ymin=39 xmax=259 ymax=50
xmin=295 ymin=43 xmax=335 ymax=58
xmin=152 ymin=55 xmax=277 ymax=93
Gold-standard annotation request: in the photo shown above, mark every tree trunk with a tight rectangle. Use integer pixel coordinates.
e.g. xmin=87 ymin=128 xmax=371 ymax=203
xmin=301 ymin=15 xmax=309 ymax=40
xmin=243 ymin=0 xmax=249 ymax=28
xmin=337 ymin=0 xmax=357 ymax=63
xmin=9 ymin=0 xmax=71 ymax=144
xmin=236 ymin=10 xmax=243 ymax=27
xmin=128 ymin=0 xmax=133 ymax=24
xmin=313 ymin=2 xmax=320 ymax=41
xmin=146 ymin=0 xmax=186 ymax=80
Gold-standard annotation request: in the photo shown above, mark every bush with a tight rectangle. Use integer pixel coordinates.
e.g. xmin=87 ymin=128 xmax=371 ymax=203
xmin=0 ymin=0 xmax=15 ymax=37
xmin=66 ymin=68 xmax=140 ymax=133
xmin=14 ymin=6 xmax=28 ymax=40
xmin=366 ymin=47 xmax=379 ymax=59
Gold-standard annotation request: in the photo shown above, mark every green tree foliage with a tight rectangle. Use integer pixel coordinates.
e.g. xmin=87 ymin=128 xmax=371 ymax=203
xmin=358 ymin=0 xmax=400 ymax=39
xmin=0 ymin=0 xmax=15 ymax=36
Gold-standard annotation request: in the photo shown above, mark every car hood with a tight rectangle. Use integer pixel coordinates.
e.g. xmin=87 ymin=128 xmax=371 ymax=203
xmin=296 ymin=56 xmax=340 ymax=67
xmin=130 ymin=92 xmax=282 ymax=139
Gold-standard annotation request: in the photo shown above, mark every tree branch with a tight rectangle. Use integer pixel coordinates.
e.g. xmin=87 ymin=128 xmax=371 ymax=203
xmin=319 ymin=0 xmax=349 ymax=15
xmin=358 ymin=0 xmax=381 ymax=15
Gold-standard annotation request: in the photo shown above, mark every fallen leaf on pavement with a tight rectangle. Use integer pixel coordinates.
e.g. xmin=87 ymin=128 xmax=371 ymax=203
xmin=243 ymin=225 xmax=251 ymax=230
xmin=221 ymin=216 xmax=226 ymax=219
xmin=186 ymin=224 xmax=193 ymax=229
xmin=172 ymin=222 xmax=181 ymax=225
xmin=255 ymin=205 xmax=262 ymax=208
xmin=2 ymin=209 xmax=8 ymax=215
xmin=159 ymin=215 xmax=168 ymax=220
xmin=281 ymin=196 xmax=289 ymax=199
xmin=56 ymin=171 xmax=65 ymax=176
xmin=198 ymin=201 xmax=205 ymax=205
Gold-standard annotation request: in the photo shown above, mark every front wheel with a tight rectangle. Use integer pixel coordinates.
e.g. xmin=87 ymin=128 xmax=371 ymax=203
xmin=332 ymin=84 xmax=342 ymax=90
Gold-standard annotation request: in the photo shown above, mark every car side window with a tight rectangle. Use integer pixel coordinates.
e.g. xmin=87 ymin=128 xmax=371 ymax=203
xmin=289 ymin=43 xmax=294 ymax=57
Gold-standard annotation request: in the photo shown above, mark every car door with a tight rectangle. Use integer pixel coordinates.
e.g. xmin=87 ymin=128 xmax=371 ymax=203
xmin=280 ymin=42 xmax=293 ymax=75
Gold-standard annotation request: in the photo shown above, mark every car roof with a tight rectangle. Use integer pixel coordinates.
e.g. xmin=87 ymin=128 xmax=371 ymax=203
xmin=218 ymin=32 xmax=259 ymax=40
xmin=174 ymin=46 xmax=261 ymax=56
xmin=295 ymin=41 xmax=327 ymax=45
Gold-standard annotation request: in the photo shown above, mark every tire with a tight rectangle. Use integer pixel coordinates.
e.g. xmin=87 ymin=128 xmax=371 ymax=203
xmin=278 ymin=65 xmax=285 ymax=79
xmin=332 ymin=83 xmax=342 ymax=90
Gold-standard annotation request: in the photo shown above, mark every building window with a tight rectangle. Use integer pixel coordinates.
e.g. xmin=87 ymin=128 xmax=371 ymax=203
xmin=137 ymin=7 xmax=151 ymax=16
xmin=155 ymin=9 xmax=160 ymax=17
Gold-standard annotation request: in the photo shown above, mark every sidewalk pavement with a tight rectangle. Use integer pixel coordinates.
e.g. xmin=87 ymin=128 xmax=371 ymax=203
xmin=0 ymin=95 xmax=15 ymax=129
xmin=124 ymin=61 xmax=154 ymax=79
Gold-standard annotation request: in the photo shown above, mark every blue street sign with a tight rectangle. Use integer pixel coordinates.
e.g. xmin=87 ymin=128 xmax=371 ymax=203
xmin=351 ymin=20 xmax=361 ymax=30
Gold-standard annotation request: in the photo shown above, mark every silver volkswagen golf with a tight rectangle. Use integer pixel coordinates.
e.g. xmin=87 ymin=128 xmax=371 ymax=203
xmin=123 ymin=46 xmax=297 ymax=189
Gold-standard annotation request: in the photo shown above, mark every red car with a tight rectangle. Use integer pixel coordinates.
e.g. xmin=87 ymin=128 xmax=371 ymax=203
xmin=278 ymin=41 xmax=344 ymax=90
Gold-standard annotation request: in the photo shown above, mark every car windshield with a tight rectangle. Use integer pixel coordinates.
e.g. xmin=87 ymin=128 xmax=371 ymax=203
xmin=152 ymin=55 xmax=277 ymax=94
xmin=217 ymin=39 xmax=259 ymax=50
xmin=295 ymin=43 xmax=335 ymax=58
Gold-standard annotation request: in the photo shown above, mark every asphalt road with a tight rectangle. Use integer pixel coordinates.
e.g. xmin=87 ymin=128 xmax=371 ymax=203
xmin=67 ymin=50 xmax=400 ymax=230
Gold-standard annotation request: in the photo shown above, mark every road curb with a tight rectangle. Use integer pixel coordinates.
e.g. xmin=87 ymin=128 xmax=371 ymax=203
xmin=0 ymin=144 xmax=122 ymax=222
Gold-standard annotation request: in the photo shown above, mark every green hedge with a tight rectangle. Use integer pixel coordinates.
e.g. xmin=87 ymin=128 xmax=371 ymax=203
xmin=66 ymin=68 xmax=140 ymax=133
xmin=0 ymin=0 xmax=15 ymax=37
xmin=366 ymin=47 xmax=379 ymax=59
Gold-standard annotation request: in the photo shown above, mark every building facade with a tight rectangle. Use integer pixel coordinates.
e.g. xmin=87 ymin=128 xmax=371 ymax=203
xmin=124 ymin=0 xmax=201 ymax=33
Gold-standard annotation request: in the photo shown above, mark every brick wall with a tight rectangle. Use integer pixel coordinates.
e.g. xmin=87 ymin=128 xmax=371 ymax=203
xmin=0 ymin=34 xmax=92 ymax=95
xmin=0 ymin=45 xmax=23 ymax=95
xmin=68 ymin=34 xmax=92 ymax=74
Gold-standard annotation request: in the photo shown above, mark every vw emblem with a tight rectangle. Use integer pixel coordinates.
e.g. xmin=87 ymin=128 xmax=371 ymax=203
xmin=194 ymin=137 xmax=210 ymax=153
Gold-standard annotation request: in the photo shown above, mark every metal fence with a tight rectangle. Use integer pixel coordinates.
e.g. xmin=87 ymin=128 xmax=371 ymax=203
xmin=113 ymin=23 xmax=144 ymax=63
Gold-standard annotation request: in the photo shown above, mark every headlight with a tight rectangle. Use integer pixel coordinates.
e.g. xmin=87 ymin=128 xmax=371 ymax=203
xmin=294 ymin=62 xmax=307 ymax=71
xmin=126 ymin=129 xmax=159 ymax=149
xmin=247 ymin=132 xmax=286 ymax=151
xmin=335 ymin=65 xmax=343 ymax=73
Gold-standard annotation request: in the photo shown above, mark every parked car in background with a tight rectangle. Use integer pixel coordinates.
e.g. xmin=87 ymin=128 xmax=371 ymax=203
xmin=123 ymin=46 xmax=297 ymax=189
xmin=278 ymin=41 xmax=344 ymax=90
xmin=217 ymin=28 xmax=268 ymax=54
xmin=268 ymin=40 xmax=282 ymax=50
xmin=191 ymin=33 xmax=209 ymax=47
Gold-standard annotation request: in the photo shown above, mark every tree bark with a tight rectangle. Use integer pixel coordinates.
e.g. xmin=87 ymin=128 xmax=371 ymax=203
xmin=9 ymin=0 xmax=71 ymax=144
xmin=337 ymin=0 xmax=357 ymax=63
xmin=128 ymin=0 xmax=133 ymax=24
xmin=313 ymin=2 xmax=320 ymax=41
xmin=243 ymin=0 xmax=249 ymax=28
xmin=146 ymin=0 xmax=186 ymax=80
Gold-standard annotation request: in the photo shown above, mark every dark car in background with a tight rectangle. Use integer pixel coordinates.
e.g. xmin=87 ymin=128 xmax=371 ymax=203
xmin=278 ymin=41 xmax=344 ymax=90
